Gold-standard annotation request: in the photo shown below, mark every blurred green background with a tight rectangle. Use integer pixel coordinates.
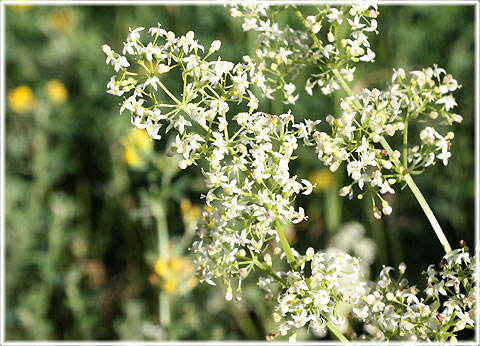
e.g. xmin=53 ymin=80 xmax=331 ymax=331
xmin=4 ymin=4 xmax=475 ymax=341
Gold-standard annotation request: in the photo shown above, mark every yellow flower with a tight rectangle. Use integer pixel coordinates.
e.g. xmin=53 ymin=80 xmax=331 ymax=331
xmin=308 ymin=169 xmax=334 ymax=191
xmin=169 ymin=257 xmax=181 ymax=272
xmin=122 ymin=129 xmax=153 ymax=167
xmin=163 ymin=277 xmax=177 ymax=294
xmin=8 ymin=85 xmax=35 ymax=113
xmin=9 ymin=0 xmax=31 ymax=11
xmin=154 ymin=258 xmax=169 ymax=277
xmin=45 ymin=80 xmax=68 ymax=104
xmin=180 ymin=199 xmax=201 ymax=223
xmin=48 ymin=11 xmax=70 ymax=34
xmin=153 ymin=255 xmax=197 ymax=295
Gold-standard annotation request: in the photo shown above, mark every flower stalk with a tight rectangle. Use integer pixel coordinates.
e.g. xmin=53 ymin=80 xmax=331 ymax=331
xmin=331 ymin=68 xmax=452 ymax=254
xmin=273 ymin=220 xmax=298 ymax=271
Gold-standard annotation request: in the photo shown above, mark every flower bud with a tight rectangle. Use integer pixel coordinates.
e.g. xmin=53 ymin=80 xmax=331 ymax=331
xmin=225 ymin=287 xmax=233 ymax=301
xmin=327 ymin=32 xmax=335 ymax=42
xmin=382 ymin=205 xmax=392 ymax=215
xmin=178 ymin=160 xmax=187 ymax=170
xmin=306 ymin=16 xmax=316 ymax=25
xmin=352 ymin=171 xmax=361 ymax=181
xmin=306 ymin=247 xmax=315 ymax=259
xmin=239 ymin=268 xmax=248 ymax=277
xmin=102 ymin=44 xmax=111 ymax=54
xmin=157 ymin=64 xmax=169 ymax=74
xmin=166 ymin=31 xmax=175 ymax=40
xmin=339 ymin=186 xmax=350 ymax=197
xmin=366 ymin=294 xmax=376 ymax=304
xmin=385 ymin=124 xmax=395 ymax=136
xmin=210 ymin=40 xmax=221 ymax=52
xmin=264 ymin=253 xmax=272 ymax=266
xmin=311 ymin=23 xmax=321 ymax=34
xmin=229 ymin=8 xmax=239 ymax=17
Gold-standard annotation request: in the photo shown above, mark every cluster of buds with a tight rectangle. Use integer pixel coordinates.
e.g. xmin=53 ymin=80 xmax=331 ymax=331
xmin=230 ymin=1 xmax=379 ymax=102
xmin=311 ymin=66 xmax=460 ymax=217
xmin=259 ymin=248 xmax=366 ymax=342
xmin=353 ymin=246 xmax=475 ymax=342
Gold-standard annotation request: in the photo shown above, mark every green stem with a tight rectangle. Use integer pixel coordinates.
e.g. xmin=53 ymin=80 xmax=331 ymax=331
xmin=154 ymin=199 xmax=171 ymax=330
xmin=404 ymin=173 xmax=452 ymax=253
xmin=273 ymin=220 xmax=297 ymax=271
xmin=157 ymin=80 xmax=181 ymax=105
xmin=292 ymin=5 xmax=322 ymax=48
xmin=254 ymin=258 xmax=287 ymax=287
xmin=403 ymin=120 xmax=408 ymax=168
xmin=331 ymin=68 xmax=452 ymax=254
xmin=153 ymin=171 xmax=175 ymax=334
xmin=326 ymin=320 xmax=349 ymax=343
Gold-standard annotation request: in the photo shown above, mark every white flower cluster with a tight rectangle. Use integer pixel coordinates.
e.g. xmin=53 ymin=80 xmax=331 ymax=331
xmin=191 ymin=111 xmax=317 ymax=290
xmin=312 ymin=66 xmax=460 ymax=217
xmin=103 ymin=24 xmax=263 ymax=146
xmin=388 ymin=66 xmax=461 ymax=168
xmin=104 ymin=13 xmax=473 ymax=344
xmin=230 ymin=1 xmax=379 ymax=101
xmin=353 ymin=247 xmax=476 ymax=342
xmin=259 ymin=248 xmax=366 ymax=342
xmin=103 ymin=24 xmax=319 ymax=294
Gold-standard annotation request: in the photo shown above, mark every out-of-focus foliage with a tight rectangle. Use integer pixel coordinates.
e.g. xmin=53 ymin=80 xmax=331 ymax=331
xmin=4 ymin=4 xmax=474 ymax=340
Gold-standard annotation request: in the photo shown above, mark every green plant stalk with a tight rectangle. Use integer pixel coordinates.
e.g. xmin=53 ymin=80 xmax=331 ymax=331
xmin=404 ymin=173 xmax=452 ymax=253
xmin=326 ymin=320 xmax=349 ymax=343
xmin=273 ymin=220 xmax=297 ymax=271
xmin=254 ymin=257 xmax=287 ymax=287
xmin=331 ymin=68 xmax=452 ymax=254
xmin=403 ymin=121 xmax=409 ymax=168
xmin=154 ymin=199 xmax=171 ymax=330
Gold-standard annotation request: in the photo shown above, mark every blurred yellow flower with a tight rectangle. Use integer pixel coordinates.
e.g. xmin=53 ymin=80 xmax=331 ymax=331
xmin=8 ymin=85 xmax=35 ymax=113
xmin=153 ymin=256 xmax=197 ymax=295
xmin=122 ymin=129 xmax=153 ymax=168
xmin=163 ymin=277 xmax=177 ymax=294
xmin=154 ymin=258 xmax=169 ymax=277
xmin=9 ymin=0 xmax=32 ymax=11
xmin=46 ymin=80 xmax=68 ymax=104
xmin=48 ymin=11 xmax=70 ymax=34
xmin=180 ymin=199 xmax=201 ymax=224
xmin=308 ymin=169 xmax=334 ymax=191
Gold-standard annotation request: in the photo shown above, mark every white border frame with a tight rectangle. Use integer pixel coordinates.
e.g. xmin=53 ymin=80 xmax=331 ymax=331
xmin=0 ymin=1 xmax=478 ymax=345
